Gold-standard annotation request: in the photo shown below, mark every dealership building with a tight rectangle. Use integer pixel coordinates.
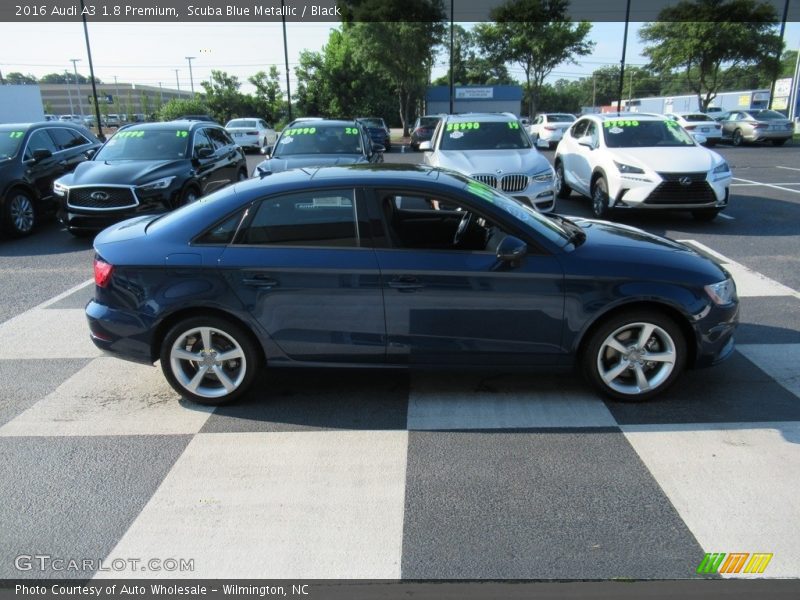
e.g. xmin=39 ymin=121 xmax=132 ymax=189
xmin=426 ymin=85 xmax=523 ymax=116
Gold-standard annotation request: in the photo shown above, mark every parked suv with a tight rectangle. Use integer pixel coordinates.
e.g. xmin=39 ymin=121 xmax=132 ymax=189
xmin=421 ymin=113 xmax=556 ymax=212
xmin=0 ymin=122 xmax=101 ymax=236
xmin=54 ymin=120 xmax=246 ymax=236
xmin=554 ymin=113 xmax=731 ymax=221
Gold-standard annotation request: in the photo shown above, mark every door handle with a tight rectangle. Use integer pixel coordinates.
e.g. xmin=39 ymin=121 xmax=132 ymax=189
xmin=242 ymin=275 xmax=278 ymax=289
xmin=389 ymin=276 xmax=424 ymax=292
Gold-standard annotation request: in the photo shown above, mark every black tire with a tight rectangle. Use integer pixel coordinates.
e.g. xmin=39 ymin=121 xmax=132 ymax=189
xmin=175 ymin=185 xmax=200 ymax=209
xmin=582 ymin=309 xmax=687 ymax=402
xmin=591 ymin=176 xmax=611 ymax=219
xmin=705 ymin=140 xmax=716 ymax=147
xmin=3 ymin=188 xmax=36 ymax=237
xmin=237 ymin=169 xmax=248 ymax=182
xmin=692 ymin=209 xmax=720 ymax=222
xmin=772 ymin=138 xmax=787 ymax=147
xmin=554 ymin=161 xmax=571 ymax=199
xmin=160 ymin=316 xmax=261 ymax=405
xmin=732 ymin=128 xmax=744 ymax=147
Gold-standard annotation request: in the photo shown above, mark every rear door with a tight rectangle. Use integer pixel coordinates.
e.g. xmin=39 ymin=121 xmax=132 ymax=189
xmin=218 ymin=187 xmax=386 ymax=363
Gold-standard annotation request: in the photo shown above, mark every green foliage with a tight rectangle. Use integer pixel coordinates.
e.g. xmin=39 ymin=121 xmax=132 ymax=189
xmin=5 ymin=72 xmax=38 ymax=84
xmin=200 ymin=70 xmax=246 ymax=124
xmin=249 ymin=66 xmax=286 ymax=125
xmin=157 ymin=98 xmax=210 ymax=121
xmin=432 ymin=25 xmax=515 ymax=87
xmin=480 ymin=0 xmax=594 ymax=117
xmin=39 ymin=72 xmax=101 ymax=85
xmin=640 ymin=0 xmax=781 ymax=110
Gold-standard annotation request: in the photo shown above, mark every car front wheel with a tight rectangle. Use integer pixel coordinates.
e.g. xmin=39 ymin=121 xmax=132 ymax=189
xmin=555 ymin=161 xmax=571 ymax=199
xmin=3 ymin=189 xmax=36 ymax=237
xmin=591 ymin=176 xmax=611 ymax=219
xmin=160 ymin=316 xmax=261 ymax=405
xmin=582 ymin=310 xmax=686 ymax=402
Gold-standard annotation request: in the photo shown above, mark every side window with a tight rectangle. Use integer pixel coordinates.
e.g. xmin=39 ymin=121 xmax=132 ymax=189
xmin=259 ymin=120 xmax=268 ymax=129
xmin=586 ymin=121 xmax=599 ymax=146
xmin=238 ymin=190 xmax=358 ymax=247
xmin=48 ymin=127 xmax=90 ymax=151
xmin=569 ymin=119 xmax=588 ymax=138
xmin=24 ymin=130 xmax=59 ymax=159
xmin=195 ymin=208 xmax=247 ymax=245
xmin=206 ymin=127 xmax=233 ymax=150
xmin=192 ymin=129 xmax=214 ymax=155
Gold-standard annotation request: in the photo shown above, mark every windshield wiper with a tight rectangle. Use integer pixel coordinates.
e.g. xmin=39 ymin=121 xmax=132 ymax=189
xmin=546 ymin=213 xmax=586 ymax=245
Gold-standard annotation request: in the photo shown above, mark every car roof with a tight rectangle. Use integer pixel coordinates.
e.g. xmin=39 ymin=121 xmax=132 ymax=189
xmin=286 ymin=118 xmax=357 ymax=127
xmin=444 ymin=112 xmax=519 ymax=122
xmin=0 ymin=121 xmax=92 ymax=131
xmin=588 ymin=112 xmax=666 ymax=121
xmin=119 ymin=120 xmax=218 ymax=130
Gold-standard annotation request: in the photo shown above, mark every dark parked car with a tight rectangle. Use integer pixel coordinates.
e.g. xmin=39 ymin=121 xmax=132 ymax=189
xmin=410 ymin=115 xmax=441 ymax=151
xmin=55 ymin=120 xmax=247 ymax=236
xmin=254 ymin=119 xmax=383 ymax=176
xmin=0 ymin=122 xmax=101 ymax=236
xmin=357 ymin=117 xmax=391 ymax=150
xmin=86 ymin=164 xmax=738 ymax=405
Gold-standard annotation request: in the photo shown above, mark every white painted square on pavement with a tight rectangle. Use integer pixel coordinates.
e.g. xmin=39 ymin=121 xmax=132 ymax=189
xmin=738 ymin=344 xmax=800 ymax=399
xmin=94 ymin=431 xmax=409 ymax=579
xmin=0 ymin=308 xmax=102 ymax=359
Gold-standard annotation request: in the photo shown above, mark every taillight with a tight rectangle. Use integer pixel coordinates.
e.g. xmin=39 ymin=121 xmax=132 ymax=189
xmin=544 ymin=125 xmax=558 ymax=131
xmin=94 ymin=257 xmax=114 ymax=288
xmin=754 ymin=123 xmax=768 ymax=129
xmin=684 ymin=125 xmax=696 ymax=130
xmin=246 ymin=131 xmax=258 ymax=135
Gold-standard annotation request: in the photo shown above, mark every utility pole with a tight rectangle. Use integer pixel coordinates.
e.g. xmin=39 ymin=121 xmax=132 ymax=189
xmin=769 ymin=0 xmax=790 ymax=110
xmin=113 ymin=75 xmax=120 ymax=110
xmin=616 ymin=0 xmax=632 ymax=113
xmin=185 ymin=56 xmax=196 ymax=97
xmin=281 ymin=0 xmax=293 ymax=121
xmin=174 ymin=69 xmax=180 ymax=92
xmin=70 ymin=58 xmax=83 ymax=119
xmin=65 ymin=70 xmax=74 ymax=115
xmin=449 ymin=0 xmax=454 ymax=114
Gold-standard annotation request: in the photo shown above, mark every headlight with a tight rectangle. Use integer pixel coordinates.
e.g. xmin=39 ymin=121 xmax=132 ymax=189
xmin=712 ymin=162 xmax=730 ymax=174
xmin=614 ymin=161 xmax=644 ymax=174
xmin=531 ymin=168 xmax=554 ymax=183
xmin=138 ymin=176 xmax=176 ymax=191
xmin=705 ymin=278 xmax=736 ymax=305
xmin=53 ymin=181 xmax=68 ymax=197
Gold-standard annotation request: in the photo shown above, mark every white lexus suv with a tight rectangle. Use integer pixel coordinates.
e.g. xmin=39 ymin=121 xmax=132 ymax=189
xmin=554 ymin=113 xmax=731 ymax=221
xmin=421 ymin=113 xmax=556 ymax=212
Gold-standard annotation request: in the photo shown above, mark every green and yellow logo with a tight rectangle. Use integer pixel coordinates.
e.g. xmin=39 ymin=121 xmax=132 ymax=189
xmin=697 ymin=552 xmax=773 ymax=575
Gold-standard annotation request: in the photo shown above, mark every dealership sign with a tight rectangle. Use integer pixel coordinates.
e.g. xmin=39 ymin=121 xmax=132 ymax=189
xmin=456 ymin=88 xmax=494 ymax=99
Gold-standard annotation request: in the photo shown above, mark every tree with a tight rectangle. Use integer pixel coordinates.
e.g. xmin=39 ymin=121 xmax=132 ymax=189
xmin=478 ymin=0 xmax=593 ymax=117
xmin=432 ymin=25 xmax=515 ymax=87
xmin=5 ymin=72 xmax=37 ymax=84
xmin=640 ymin=0 xmax=781 ymax=111
xmin=249 ymin=66 xmax=285 ymax=124
xmin=39 ymin=72 xmax=101 ymax=85
xmin=200 ymin=70 xmax=247 ymax=124
xmin=158 ymin=98 xmax=210 ymax=121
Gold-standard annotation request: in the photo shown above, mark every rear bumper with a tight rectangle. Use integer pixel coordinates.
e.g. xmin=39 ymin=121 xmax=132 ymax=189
xmin=86 ymin=299 xmax=155 ymax=365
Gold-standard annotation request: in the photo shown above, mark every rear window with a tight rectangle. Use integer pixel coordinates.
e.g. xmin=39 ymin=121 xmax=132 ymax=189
xmin=227 ymin=119 xmax=258 ymax=128
xmin=547 ymin=114 xmax=575 ymax=123
xmin=683 ymin=114 xmax=712 ymax=122
xmin=419 ymin=117 xmax=440 ymax=128
xmin=751 ymin=110 xmax=786 ymax=120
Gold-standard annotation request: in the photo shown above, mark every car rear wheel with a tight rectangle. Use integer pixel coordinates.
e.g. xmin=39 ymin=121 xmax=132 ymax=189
xmin=591 ymin=176 xmax=611 ymax=219
xmin=3 ymin=189 xmax=36 ymax=237
xmin=732 ymin=129 xmax=744 ymax=146
xmin=160 ymin=316 xmax=260 ymax=405
xmin=554 ymin=161 xmax=571 ymax=199
xmin=582 ymin=310 xmax=686 ymax=402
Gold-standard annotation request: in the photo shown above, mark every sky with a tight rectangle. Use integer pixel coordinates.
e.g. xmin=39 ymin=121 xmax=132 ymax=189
xmin=0 ymin=20 xmax=798 ymax=96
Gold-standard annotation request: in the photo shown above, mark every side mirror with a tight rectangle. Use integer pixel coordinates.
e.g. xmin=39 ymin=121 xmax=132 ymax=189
xmin=85 ymin=148 xmax=97 ymax=159
xmin=419 ymin=141 xmax=432 ymax=151
xmin=261 ymin=145 xmax=273 ymax=156
xmin=31 ymin=149 xmax=53 ymax=162
xmin=371 ymin=143 xmax=386 ymax=153
xmin=496 ymin=235 xmax=527 ymax=266
xmin=196 ymin=147 xmax=214 ymax=159
xmin=577 ymin=135 xmax=595 ymax=149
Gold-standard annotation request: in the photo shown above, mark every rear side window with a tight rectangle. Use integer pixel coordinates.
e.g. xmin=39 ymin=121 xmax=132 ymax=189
xmin=48 ymin=127 xmax=90 ymax=150
xmin=237 ymin=190 xmax=358 ymax=247
xmin=195 ymin=209 xmax=247 ymax=245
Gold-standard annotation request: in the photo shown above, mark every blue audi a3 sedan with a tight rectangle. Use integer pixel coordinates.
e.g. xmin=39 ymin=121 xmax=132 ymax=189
xmin=86 ymin=164 xmax=738 ymax=405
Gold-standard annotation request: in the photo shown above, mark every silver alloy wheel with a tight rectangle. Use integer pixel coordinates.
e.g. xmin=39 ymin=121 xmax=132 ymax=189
xmin=592 ymin=184 xmax=606 ymax=216
xmin=10 ymin=193 xmax=35 ymax=233
xmin=169 ymin=326 xmax=247 ymax=400
xmin=186 ymin=191 xmax=198 ymax=203
xmin=554 ymin=167 xmax=563 ymax=193
xmin=596 ymin=321 xmax=677 ymax=396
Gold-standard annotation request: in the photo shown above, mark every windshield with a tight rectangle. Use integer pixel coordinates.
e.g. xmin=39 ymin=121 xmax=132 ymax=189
xmin=95 ymin=128 xmax=189 ymax=160
xmin=360 ymin=118 xmax=384 ymax=128
xmin=603 ymin=119 xmax=695 ymax=148
xmin=419 ymin=117 xmax=440 ymax=128
xmin=750 ymin=110 xmax=786 ymax=120
xmin=462 ymin=179 xmax=570 ymax=246
xmin=274 ymin=124 xmax=364 ymax=156
xmin=0 ymin=129 xmax=25 ymax=160
xmin=226 ymin=119 xmax=257 ymax=128
xmin=440 ymin=120 xmax=531 ymax=151
xmin=547 ymin=114 xmax=575 ymax=123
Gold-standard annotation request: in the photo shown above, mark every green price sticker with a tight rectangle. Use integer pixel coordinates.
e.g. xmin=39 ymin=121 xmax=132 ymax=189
xmin=466 ymin=181 xmax=496 ymax=203
xmin=447 ymin=122 xmax=480 ymax=132
xmin=604 ymin=120 xmax=639 ymax=128
xmin=118 ymin=130 xmax=145 ymax=138
xmin=507 ymin=122 xmax=520 ymax=129
xmin=286 ymin=127 xmax=318 ymax=135
xmin=344 ymin=127 xmax=358 ymax=135
xmin=9 ymin=131 xmax=24 ymax=139
xmin=175 ymin=131 xmax=189 ymax=138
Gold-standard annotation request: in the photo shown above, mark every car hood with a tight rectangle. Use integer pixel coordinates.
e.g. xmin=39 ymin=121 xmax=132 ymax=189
xmin=257 ymin=154 xmax=366 ymax=173
xmin=568 ymin=217 xmax=727 ymax=283
xmin=60 ymin=159 xmax=189 ymax=186
xmin=431 ymin=149 xmax=551 ymax=176
xmin=609 ymin=146 xmax=720 ymax=172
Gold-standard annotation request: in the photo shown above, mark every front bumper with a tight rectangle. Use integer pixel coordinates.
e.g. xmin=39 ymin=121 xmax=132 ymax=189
xmin=470 ymin=172 xmax=556 ymax=212
xmin=609 ymin=171 xmax=730 ymax=211
xmin=58 ymin=186 xmax=177 ymax=232
xmin=692 ymin=300 xmax=739 ymax=369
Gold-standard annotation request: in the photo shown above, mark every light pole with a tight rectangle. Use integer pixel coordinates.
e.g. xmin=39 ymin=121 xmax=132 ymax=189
xmin=65 ymin=70 xmax=74 ymax=115
xmin=185 ymin=56 xmax=195 ymax=97
xmin=174 ymin=69 xmax=180 ymax=92
xmin=113 ymin=75 xmax=120 ymax=110
xmin=70 ymin=58 xmax=83 ymax=119
xmin=281 ymin=0 xmax=292 ymax=121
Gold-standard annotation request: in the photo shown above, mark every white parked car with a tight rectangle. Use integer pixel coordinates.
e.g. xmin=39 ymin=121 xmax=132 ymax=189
xmin=554 ymin=113 xmax=731 ymax=221
xmin=421 ymin=112 xmax=556 ymax=212
xmin=527 ymin=113 xmax=576 ymax=149
xmin=664 ymin=112 xmax=723 ymax=145
xmin=224 ymin=118 xmax=277 ymax=153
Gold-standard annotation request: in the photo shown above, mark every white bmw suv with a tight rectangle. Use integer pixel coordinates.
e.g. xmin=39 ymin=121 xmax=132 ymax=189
xmin=422 ymin=113 xmax=556 ymax=212
xmin=554 ymin=113 xmax=731 ymax=221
